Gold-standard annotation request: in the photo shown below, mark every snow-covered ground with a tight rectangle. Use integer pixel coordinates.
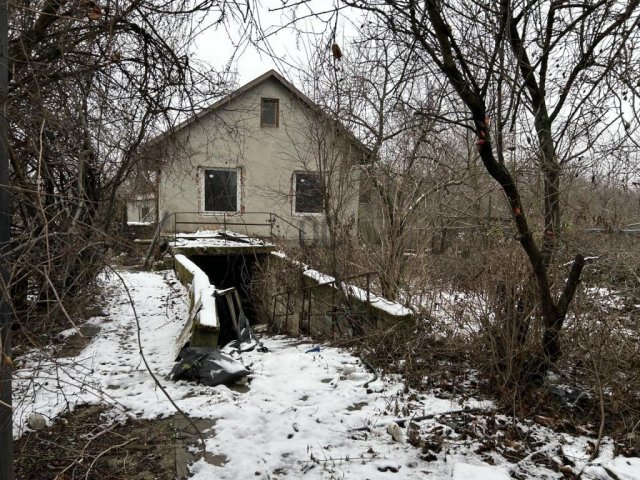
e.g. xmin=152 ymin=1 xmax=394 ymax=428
xmin=13 ymin=269 xmax=640 ymax=479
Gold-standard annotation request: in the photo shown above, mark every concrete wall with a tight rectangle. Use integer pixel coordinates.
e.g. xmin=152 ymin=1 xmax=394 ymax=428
xmin=173 ymin=254 xmax=220 ymax=353
xmin=264 ymin=253 xmax=413 ymax=338
xmin=126 ymin=197 xmax=156 ymax=224
xmin=158 ymin=77 xmax=362 ymax=242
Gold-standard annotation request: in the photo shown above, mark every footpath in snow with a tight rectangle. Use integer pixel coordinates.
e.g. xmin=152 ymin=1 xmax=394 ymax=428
xmin=13 ymin=269 xmax=640 ymax=479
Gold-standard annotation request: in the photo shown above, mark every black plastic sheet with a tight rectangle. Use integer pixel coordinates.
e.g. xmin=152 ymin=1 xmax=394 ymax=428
xmin=171 ymin=347 xmax=249 ymax=386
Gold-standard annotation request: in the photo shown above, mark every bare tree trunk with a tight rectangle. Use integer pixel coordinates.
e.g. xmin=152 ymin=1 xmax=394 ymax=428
xmin=420 ymin=0 xmax=585 ymax=368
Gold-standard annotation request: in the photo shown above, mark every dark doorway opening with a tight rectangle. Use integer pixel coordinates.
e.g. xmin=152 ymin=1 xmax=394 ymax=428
xmin=188 ymin=253 xmax=265 ymax=328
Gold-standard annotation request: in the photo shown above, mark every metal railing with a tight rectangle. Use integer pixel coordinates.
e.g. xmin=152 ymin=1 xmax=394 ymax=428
xmin=144 ymin=210 xmax=308 ymax=265
xmin=271 ymin=271 xmax=379 ymax=335
xmin=167 ymin=211 xmax=307 ymax=245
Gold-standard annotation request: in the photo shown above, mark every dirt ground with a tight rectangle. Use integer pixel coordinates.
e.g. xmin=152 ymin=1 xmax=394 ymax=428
xmin=14 ymin=405 xmax=220 ymax=480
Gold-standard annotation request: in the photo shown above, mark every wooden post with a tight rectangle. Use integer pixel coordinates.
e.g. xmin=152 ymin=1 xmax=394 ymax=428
xmin=284 ymin=291 xmax=290 ymax=331
xmin=300 ymin=288 xmax=306 ymax=335
xmin=307 ymin=287 xmax=313 ymax=334
xmin=366 ymin=273 xmax=372 ymax=326
xmin=271 ymin=294 xmax=277 ymax=329
xmin=0 ymin=1 xmax=13 ymax=476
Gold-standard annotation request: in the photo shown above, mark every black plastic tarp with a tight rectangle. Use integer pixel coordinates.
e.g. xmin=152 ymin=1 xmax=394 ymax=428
xmin=170 ymin=347 xmax=249 ymax=386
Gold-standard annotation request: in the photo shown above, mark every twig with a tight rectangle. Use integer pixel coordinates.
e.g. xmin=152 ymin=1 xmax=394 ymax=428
xmin=108 ymin=267 xmax=207 ymax=453
xmin=603 ymin=466 xmax=622 ymax=480
xmin=588 ymin=354 xmax=606 ymax=463
xmin=83 ymin=436 xmax=139 ymax=479
xmin=362 ymin=357 xmax=378 ymax=388
xmin=395 ymin=407 xmax=491 ymax=428
xmin=34 ymin=265 xmax=83 ymax=336
xmin=144 ymin=213 xmax=170 ymax=269
xmin=350 ymin=407 xmax=492 ymax=431
xmin=55 ymin=423 xmax=118 ymax=479
xmin=300 ymin=453 xmax=377 ymax=464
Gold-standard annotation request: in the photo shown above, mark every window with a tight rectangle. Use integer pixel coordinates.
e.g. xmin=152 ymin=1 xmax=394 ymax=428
xmin=140 ymin=205 xmax=150 ymax=221
xmin=261 ymin=98 xmax=279 ymax=127
xmin=202 ymin=168 xmax=239 ymax=213
xmin=294 ymin=172 xmax=323 ymax=214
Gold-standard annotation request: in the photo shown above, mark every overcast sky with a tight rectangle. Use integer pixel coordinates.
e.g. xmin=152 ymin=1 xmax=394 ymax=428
xmin=193 ymin=1 xmax=358 ymax=88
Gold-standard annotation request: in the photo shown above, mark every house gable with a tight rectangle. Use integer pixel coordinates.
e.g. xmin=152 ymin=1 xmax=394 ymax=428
xmin=155 ymin=71 xmax=364 ymax=242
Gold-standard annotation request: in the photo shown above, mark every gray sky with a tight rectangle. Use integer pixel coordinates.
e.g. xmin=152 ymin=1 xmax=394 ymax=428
xmin=194 ymin=1 xmax=356 ymax=87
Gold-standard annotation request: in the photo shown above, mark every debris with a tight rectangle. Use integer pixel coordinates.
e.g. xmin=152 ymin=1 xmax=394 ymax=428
xmin=331 ymin=43 xmax=343 ymax=60
xmin=377 ymin=463 xmax=401 ymax=473
xmin=387 ymin=422 xmax=405 ymax=443
xmin=550 ymin=384 xmax=589 ymax=407
xmin=341 ymin=365 xmax=356 ymax=375
xmin=305 ymin=346 xmax=321 ymax=353
xmin=27 ymin=413 xmax=47 ymax=431
xmin=170 ymin=347 xmax=249 ymax=387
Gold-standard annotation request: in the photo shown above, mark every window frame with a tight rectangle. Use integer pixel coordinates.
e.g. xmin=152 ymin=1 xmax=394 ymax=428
xmin=199 ymin=167 xmax=241 ymax=215
xmin=260 ymin=97 xmax=279 ymax=127
xmin=292 ymin=171 xmax=324 ymax=216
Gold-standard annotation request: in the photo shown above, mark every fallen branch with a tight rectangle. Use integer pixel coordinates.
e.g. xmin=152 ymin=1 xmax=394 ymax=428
xmin=349 ymin=407 xmax=492 ymax=431
xmin=361 ymin=357 xmax=378 ymax=388
xmin=83 ymin=436 xmax=139 ymax=479
xmin=55 ymin=423 xmax=118 ymax=479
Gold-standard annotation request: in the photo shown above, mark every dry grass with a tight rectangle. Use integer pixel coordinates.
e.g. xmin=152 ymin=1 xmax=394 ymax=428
xmin=257 ymin=231 xmax=640 ymax=443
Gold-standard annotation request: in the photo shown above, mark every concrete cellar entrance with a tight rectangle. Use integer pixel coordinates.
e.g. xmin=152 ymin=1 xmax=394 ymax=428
xmin=188 ymin=253 xmax=266 ymax=330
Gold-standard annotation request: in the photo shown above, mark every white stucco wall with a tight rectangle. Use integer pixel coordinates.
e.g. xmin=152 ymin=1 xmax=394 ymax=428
xmin=126 ymin=196 xmax=156 ymax=224
xmin=157 ymin=76 xmax=362 ymax=242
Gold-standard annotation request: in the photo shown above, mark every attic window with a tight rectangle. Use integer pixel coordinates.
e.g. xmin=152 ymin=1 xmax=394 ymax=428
xmin=294 ymin=172 xmax=323 ymax=214
xmin=261 ymin=98 xmax=279 ymax=127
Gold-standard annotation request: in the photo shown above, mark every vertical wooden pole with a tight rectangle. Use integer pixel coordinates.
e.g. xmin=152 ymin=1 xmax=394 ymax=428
xmin=366 ymin=273 xmax=372 ymax=326
xmin=284 ymin=291 xmax=290 ymax=331
xmin=0 ymin=1 xmax=14 ymax=476
xmin=299 ymin=288 xmax=306 ymax=335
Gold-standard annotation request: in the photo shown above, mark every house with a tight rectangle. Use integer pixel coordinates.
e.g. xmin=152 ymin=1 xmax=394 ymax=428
xmin=126 ymin=193 xmax=156 ymax=225
xmin=135 ymin=70 xmax=369 ymax=243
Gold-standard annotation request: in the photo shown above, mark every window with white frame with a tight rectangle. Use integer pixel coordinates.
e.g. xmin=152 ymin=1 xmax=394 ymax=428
xmin=293 ymin=172 xmax=323 ymax=214
xmin=202 ymin=168 xmax=239 ymax=213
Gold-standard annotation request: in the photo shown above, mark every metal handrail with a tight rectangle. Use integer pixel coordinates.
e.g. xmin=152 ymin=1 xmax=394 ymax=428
xmin=166 ymin=211 xmax=307 ymax=243
xmin=270 ymin=270 xmax=380 ymax=331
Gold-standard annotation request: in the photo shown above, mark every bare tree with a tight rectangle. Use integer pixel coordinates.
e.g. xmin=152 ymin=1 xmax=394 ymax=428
xmin=289 ymin=25 xmax=495 ymax=301
xmin=3 ymin=0 xmax=251 ymax=475
xmin=5 ymin=0 xmax=243 ymax=311
xmin=289 ymin=0 xmax=640 ymax=375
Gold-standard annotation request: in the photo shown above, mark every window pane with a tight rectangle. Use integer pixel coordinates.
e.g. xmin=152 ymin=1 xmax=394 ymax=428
xmin=261 ymin=98 xmax=278 ymax=126
xmin=295 ymin=173 xmax=323 ymax=213
xmin=204 ymin=169 xmax=237 ymax=212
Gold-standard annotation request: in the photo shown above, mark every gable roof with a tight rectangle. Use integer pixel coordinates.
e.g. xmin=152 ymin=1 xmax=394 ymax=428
xmin=154 ymin=69 xmax=370 ymax=158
